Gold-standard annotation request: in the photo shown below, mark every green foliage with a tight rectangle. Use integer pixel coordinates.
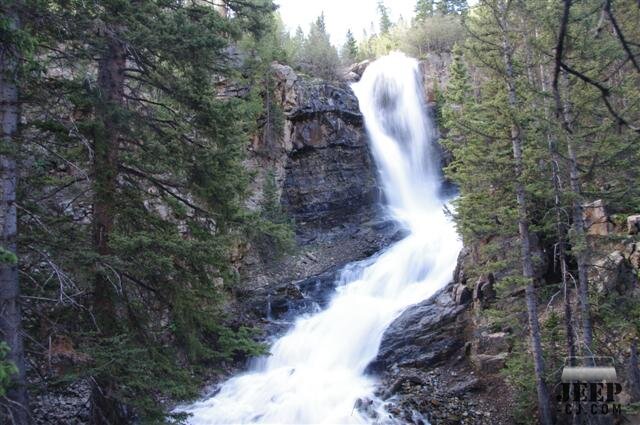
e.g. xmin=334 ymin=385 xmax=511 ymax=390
xmin=441 ymin=0 xmax=640 ymax=420
xmin=0 ymin=247 xmax=17 ymax=266
xmin=249 ymin=170 xmax=295 ymax=258
xmin=294 ymin=13 xmax=340 ymax=80
xmin=415 ymin=0 xmax=435 ymax=21
xmin=15 ymin=0 xmax=289 ymax=420
xmin=377 ymin=1 xmax=392 ymax=34
xmin=502 ymin=344 xmax=537 ymax=424
xmin=340 ymin=29 xmax=358 ymax=65
xmin=0 ymin=342 xmax=18 ymax=397
xmin=354 ymin=10 xmax=464 ymax=61
xmin=436 ymin=0 xmax=468 ymax=15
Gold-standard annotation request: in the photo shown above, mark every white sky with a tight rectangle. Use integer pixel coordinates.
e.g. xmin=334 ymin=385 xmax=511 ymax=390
xmin=275 ymin=0 xmax=416 ymax=46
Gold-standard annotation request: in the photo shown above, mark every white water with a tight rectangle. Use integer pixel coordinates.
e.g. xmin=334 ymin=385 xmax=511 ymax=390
xmin=179 ymin=52 xmax=462 ymax=424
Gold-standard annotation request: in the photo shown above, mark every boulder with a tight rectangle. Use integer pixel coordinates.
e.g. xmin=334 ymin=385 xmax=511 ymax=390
xmin=473 ymin=274 xmax=496 ymax=303
xmin=628 ymin=245 xmax=640 ymax=271
xmin=590 ymin=251 xmax=637 ymax=294
xmin=471 ymin=353 xmax=508 ymax=374
xmin=452 ymin=283 xmax=472 ymax=305
xmin=366 ymin=284 xmax=468 ymax=373
xmin=346 ymin=60 xmax=371 ymax=79
xmin=628 ymin=214 xmax=640 ymax=235
xmin=583 ymin=199 xmax=613 ymax=236
xmin=476 ymin=332 xmax=510 ymax=356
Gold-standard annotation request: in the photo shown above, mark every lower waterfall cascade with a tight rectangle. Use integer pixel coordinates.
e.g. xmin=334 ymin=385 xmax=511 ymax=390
xmin=177 ymin=52 xmax=462 ymax=424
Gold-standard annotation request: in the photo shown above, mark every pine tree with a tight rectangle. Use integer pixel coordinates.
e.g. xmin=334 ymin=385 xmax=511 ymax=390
xmin=415 ymin=0 xmax=435 ymax=21
xmin=340 ymin=29 xmax=359 ymax=64
xmin=18 ymin=0 xmax=282 ymax=420
xmin=298 ymin=13 xmax=340 ymax=79
xmin=0 ymin=2 xmax=29 ymax=422
xmin=435 ymin=0 xmax=468 ymax=16
xmin=378 ymin=1 xmax=392 ymax=34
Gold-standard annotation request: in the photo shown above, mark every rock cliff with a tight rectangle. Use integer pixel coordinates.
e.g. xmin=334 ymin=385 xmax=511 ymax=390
xmin=235 ymin=63 xmax=400 ymax=329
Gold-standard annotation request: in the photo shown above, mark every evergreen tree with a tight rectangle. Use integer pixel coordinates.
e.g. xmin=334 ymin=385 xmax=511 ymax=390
xmin=0 ymin=2 xmax=29 ymax=422
xmin=17 ymin=0 xmax=286 ymax=420
xmin=340 ymin=29 xmax=359 ymax=64
xmin=442 ymin=0 xmax=640 ymax=422
xmin=287 ymin=25 xmax=305 ymax=65
xmin=415 ymin=0 xmax=435 ymax=21
xmin=378 ymin=1 xmax=392 ymax=34
xmin=298 ymin=13 xmax=340 ymax=80
xmin=435 ymin=0 xmax=468 ymax=16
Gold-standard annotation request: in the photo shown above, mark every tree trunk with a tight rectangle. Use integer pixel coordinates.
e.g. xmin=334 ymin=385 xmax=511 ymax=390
xmin=90 ymin=34 xmax=127 ymax=425
xmin=541 ymin=66 xmax=578 ymax=366
xmin=498 ymin=5 xmax=553 ymax=424
xmin=0 ymin=4 xmax=30 ymax=424
xmin=558 ymin=72 xmax=593 ymax=352
xmin=629 ymin=340 xmax=640 ymax=402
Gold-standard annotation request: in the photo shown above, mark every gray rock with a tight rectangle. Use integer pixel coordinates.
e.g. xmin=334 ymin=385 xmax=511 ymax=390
xmin=473 ymin=274 xmax=496 ymax=304
xmin=628 ymin=214 xmax=640 ymax=235
xmin=453 ymin=283 xmax=472 ymax=305
xmin=366 ymin=283 xmax=468 ymax=373
xmin=591 ymin=250 xmax=638 ymax=294
xmin=583 ymin=199 xmax=614 ymax=236
xmin=471 ymin=353 xmax=508 ymax=374
xmin=475 ymin=332 xmax=510 ymax=356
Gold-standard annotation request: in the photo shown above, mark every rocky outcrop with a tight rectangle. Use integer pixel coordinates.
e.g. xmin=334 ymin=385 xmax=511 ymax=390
xmin=367 ymin=285 xmax=468 ymax=374
xmin=590 ymin=244 xmax=639 ymax=294
xmin=237 ymin=63 xmax=389 ymax=297
xmin=628 ymin=214 xmax=640 ymax=235
xmin=583 ymin=199 xmax=614 ymax=236
xmin=248 ymin=63 xmax=378 ymax=233
xmin=367 ymin=250 xmax=514 ymax=424
xmin=233 ymin=64 xmax=406 ymax=343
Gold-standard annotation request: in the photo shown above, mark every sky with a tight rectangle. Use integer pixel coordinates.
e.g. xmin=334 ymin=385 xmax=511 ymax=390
xmin=275 ymin=0 xmax=417 ymax=46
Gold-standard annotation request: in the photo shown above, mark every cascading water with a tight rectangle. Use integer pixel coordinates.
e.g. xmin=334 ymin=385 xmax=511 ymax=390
xmin=178 ymin=52 xmax=462 ymax=424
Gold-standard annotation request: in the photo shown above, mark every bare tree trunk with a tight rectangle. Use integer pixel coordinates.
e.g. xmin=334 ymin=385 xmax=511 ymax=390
xmin=557 ymin=72 xmax=593 ymax=352
xmin=541 ymin=64 xmax=578 ymax=366
xmin=629 ymin=340 xmax=640 ymax=402
xmin=498 ymin=3 xmax=553 ymax=424
xmin=89 ymin=33 xmax=127 ymax=425
xmin=0 ymin=4 xmax=30 ymax=424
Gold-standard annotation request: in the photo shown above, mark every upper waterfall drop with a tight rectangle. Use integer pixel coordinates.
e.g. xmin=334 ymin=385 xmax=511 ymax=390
xmin=177 ymin=52 xmax=461 ymax=424
xmin=351 ymin=52 xmax=441 ymax=228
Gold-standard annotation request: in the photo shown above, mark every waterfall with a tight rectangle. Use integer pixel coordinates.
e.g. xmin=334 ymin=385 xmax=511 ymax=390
xmin=178 ymin=52 xmax=462 ymax=424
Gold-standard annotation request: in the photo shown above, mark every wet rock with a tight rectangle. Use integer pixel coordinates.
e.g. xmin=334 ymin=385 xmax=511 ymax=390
xmin=366 ymin=283 xmax=468 ymax=373
xmin=346 ymin=60 xmax=371 ymax=80
xmin=243 ymin=264 xmax=350 ymax=324
xmin=583 ymin=199 xmax=614 ymax=236
xmin=353 ymin=397 xmax=378 ymax=419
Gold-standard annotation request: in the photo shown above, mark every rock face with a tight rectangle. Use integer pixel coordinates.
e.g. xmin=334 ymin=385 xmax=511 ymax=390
xmin=628 ymin=214 xmax=640 ymax=235
xmin=367 ymin=285 xmax=468 ymax=373
xmin=250 ymin=63 xmax=378 ymax=233
xmin=590 ymin=249 xmax=639 ymax=294
xmin=583 ymin=199 xmax=614 ymax=236
xmin=367 ymin=250 xmax=515 ymax=424
xmin=237 ymin=64 xmax=390 ymax=296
